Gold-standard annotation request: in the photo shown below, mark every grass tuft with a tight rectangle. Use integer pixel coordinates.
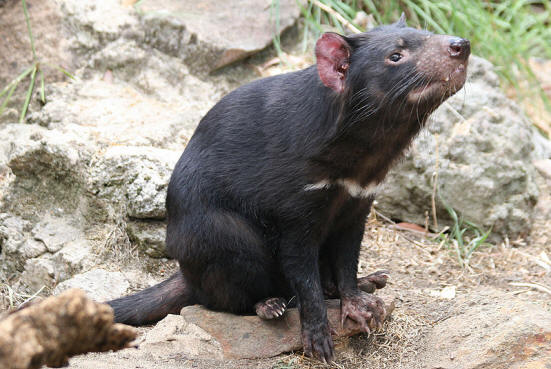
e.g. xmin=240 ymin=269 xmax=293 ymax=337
xmin=277 ymin=0 xmax=551 ymax=115
xmin=0 ymin=0 xmax=74 ymax=123
xmin=435 ymin=201 xmax=492 ymax=268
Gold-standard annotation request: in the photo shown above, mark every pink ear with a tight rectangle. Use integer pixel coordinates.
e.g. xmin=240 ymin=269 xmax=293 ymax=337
xmin=315 ymin=33 xmax=351 ymax=93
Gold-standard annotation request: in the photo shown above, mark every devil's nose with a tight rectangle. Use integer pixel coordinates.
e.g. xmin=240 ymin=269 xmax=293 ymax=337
xmin=448 ymin=38 xmax=470 ymax=60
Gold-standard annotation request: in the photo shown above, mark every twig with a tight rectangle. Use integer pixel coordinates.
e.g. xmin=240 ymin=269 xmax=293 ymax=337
xmin=509 ymin=282 xmax=551 ymax=296
xmin=389 ymin=224 xmax=438 ymax=237
xmin=309 ymin=0 xmax=363 ymax=34
xmin=431 ymin=134 xmax=439 ymax=230
xmin=512 ymin=249 xmax=551 ymax=271
xmin=373 ymin=210 xmax=432 ymax=255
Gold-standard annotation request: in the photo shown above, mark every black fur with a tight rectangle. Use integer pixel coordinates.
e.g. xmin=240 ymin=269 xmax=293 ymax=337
xmin=108 ymin=20 xmax=469 ymax=362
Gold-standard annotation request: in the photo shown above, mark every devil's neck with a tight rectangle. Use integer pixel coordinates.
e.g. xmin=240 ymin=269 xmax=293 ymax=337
xmin=311 ymin=99 xmax=432 ymax=184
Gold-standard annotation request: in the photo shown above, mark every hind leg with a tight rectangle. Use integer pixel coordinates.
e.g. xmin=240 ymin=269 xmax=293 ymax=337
xmin=168 ymin=209 xmax=288 ymax=315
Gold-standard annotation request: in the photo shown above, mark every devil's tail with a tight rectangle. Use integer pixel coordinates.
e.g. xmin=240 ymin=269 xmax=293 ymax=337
xmin=107 ymin=272 xmax=194 ymax=326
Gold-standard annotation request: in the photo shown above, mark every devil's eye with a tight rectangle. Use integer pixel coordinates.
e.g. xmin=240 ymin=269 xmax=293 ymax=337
xmin=389 ymin=53 xmax=402 ymax=62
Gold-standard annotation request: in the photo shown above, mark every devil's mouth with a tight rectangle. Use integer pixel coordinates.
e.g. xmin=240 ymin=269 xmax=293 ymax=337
xmin=407 ymin=63 xmax=467 ymax=104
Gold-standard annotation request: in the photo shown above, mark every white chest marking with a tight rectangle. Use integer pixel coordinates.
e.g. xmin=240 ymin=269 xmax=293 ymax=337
xmin=304 ymin=179 xmax=379 ymax=199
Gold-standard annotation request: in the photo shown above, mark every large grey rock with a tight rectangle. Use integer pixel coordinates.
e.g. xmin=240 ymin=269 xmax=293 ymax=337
xmin=19 ymin=256 xmax=56 ymax=291
xmin=54 ymin=269 xmax=130 ymax=301
xmin=0 ymin=215 xmax=34 ymax=272
xmin=53 ymin=239 xmax=98 ymax=282
xmin=154 ymin=295 xmax=396 ymax=360
xmin=377 ymin=56 xmax=543 ymax=238
xmin=419 ymin=289 xmax=551 ymax=369
xmin=126 ymin=220 xmax=167 ymax=258
xmin=27 ymin=79 xmax=202 ymax=149
xmin=61 ymin=0 xmax=141 ymax=53
xmin=534 ymin=159 xmax=551 ymax=179
xmin=139 ymin=0 xmax=300 ymax=72
xmin=89 ymin=146 xmax=180 ymax=219
xmin=139 ymin=314 xmax=223 ymax=359
xmin=0 ymin=124 xmax=90 ymax=182
xmin=31 ymin=216 xmax=81 ymax=253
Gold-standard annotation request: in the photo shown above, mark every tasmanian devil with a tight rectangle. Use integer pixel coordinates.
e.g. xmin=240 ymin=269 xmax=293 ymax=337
xmin=108 ymin=15 xmax=470 ymax=362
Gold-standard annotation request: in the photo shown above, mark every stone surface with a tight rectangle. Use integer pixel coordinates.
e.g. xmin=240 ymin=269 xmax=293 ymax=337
xmin=139 ymin=314 xmax=223 ymax=359
xmin=27 ymin=79 xmax=206 ymax=149
xmin=126 ymin=220 xmax=167 ymax=258
xmin=53 ymin=239 xmax=97 ymax=282
xmin=420 ymin=289 xmax=551 ymax=369
xmin=19 ymin=256 xmax=56 ymax=290
xmin=0 ymin=214 xmax=33 ymax=272
xmin=54 ymin=269 xmax=130 ymax=302
xmin=139 ymin=0 xmax=300 ymax=72
xmin=174 ymin=294 xmax=395 ymax=359
xmin=534 ymin=159 xmax=551 ymax=179
xmin=377 ymin=56 xmax=542 ymax=238
xmin=0 ymin=124 xmax=91 ymax=182
xmin=31 ymin=216 xmax=81 ymax=253
xmin=89 ymin=146 xmax=180 ymax=219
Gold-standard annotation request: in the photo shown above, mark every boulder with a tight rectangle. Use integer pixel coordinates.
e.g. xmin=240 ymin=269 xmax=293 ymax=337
xmin=139 ymin=0 xmax=300 ymax=72
xmin=534 ymin=159 xmax=551 ymax=179
xmin=53 ymin=239 xmax=97 ymax=282
xmin=54 ymin=269 xmax=130 ymax=301
xmin=89 ymin=146 xmax=180 ymax=219
xmin=377 ymin=56 xmax=544 ymax=238
xmin=420 ymin=289 xmax=551 ymax=369
xmin=19 ymin=256 xmax=56 ymax=291
xmin=31 ymin=216 xmax=81 ymax=253
xmin=0 ymin=215 xmax=33 ymax=273
xmin=136 ymin=294 xmax=395 ymax=360
xmin=126 ymin=220 xmax=167 ymax=258
xmin=27 ymin=79 xmax=205 ymax=149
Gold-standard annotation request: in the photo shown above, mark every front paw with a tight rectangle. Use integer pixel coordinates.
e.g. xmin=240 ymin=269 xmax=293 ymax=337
xmin=340 ymin=290 xmax=386 ymax=333
xmin=301 ymin=322 xmax=334 ymax=363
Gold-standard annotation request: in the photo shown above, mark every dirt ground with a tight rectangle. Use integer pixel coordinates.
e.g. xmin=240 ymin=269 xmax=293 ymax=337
xmin=59 ymin=173 xmax=551 ymax=369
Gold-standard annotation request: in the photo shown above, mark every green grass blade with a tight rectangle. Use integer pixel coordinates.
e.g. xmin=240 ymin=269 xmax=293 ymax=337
xmin=56 ymin=66 xmax=76 ymax=80
xmin=21 ymin=0 xmax=37 ymax=61
xmin=19 ymin=64 xmax=37 ymax=123
xmin=0 ymin=66 xmax=33 ymax=100
xmin=0 ymin=83 xmax=18 ymax=117
xmin=39 ymin=68 xmax=45 ymax=103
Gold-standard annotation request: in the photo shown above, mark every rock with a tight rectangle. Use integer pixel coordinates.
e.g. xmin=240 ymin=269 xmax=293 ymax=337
xmin=61 ymin=0 xmax=140 ymax=53
xmin=54 ymin=269 xmax=130 ymax=301
xmin=53 ymin=239 xmax=98 ymax=282
xmin=534 ymin=159 xmax=551 ymax=179
xmin=0 ymin=215 xmax=33 ymax=272
xmin=126 ymin=220 xmax=167 ymax=258
xmin=139 ymin=0 xmax=300 ymax=72
xmin=139 ymin=314 xmax=223 ymax=359
xmin=377 ymin=56 xmax=542 ymax=238
xmin=28 ymin=79 xmax=204 ymax=149
xmin=0 ymin=124 xmax=90 ymax=182
xmin=420 ymin=289 xmax=551 ymax=369
xmin=31 ymin=216 xmax=81 ymax=253
xmin=19 ymin=256 xmax=56 ymax=291
xmin=0 ymin=165 xmax=15 ymax=209
xmin=152 ymin=294 xmax=396 ymax=360
xmin=89 ymin=146 xmax=180 ymax=219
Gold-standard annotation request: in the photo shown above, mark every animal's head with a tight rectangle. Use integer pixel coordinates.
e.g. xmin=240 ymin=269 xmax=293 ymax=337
xmin=315 ymin=14 xmax=470 ymax=121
